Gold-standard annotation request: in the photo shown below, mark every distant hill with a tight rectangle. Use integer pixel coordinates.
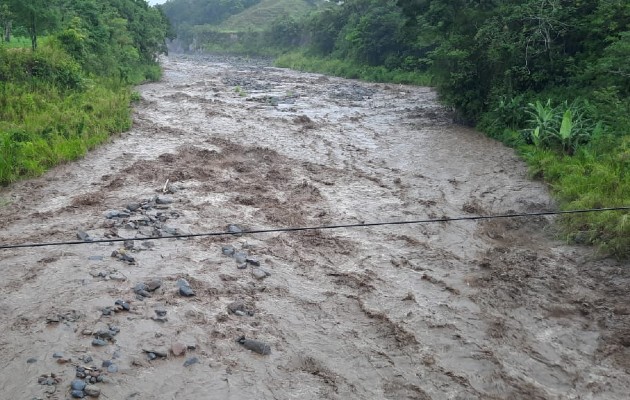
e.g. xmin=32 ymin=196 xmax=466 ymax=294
xmin=218 ymin=0 xmax=318 ymax=32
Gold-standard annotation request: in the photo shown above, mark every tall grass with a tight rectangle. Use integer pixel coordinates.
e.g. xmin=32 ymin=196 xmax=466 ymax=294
xmin=275 ymin=52 xmax=432 ymax=86
xmin=0 ymin=44 xmax=136 ymax=185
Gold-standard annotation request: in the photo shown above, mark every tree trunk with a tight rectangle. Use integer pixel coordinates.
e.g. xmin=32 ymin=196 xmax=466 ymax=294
xmin=5 ymin=20 xmax=11 ymax=43
xmin=30 ymin=12 xmax=37 ymax=51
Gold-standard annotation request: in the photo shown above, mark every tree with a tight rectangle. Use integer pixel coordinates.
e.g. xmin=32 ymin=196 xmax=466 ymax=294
xmin=7 ymin=0 xmax=60 ymax=50
xmin=0 ymin=2 xmax=12 ymax=42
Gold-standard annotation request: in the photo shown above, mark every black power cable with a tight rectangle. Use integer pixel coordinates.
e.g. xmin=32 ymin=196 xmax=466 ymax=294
xmin=0 ymin=207 xmax=628 ymax=250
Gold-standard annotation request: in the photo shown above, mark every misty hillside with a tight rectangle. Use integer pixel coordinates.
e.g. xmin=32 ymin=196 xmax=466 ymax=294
xmin=218 ymin=0 xmax=318 ymax=32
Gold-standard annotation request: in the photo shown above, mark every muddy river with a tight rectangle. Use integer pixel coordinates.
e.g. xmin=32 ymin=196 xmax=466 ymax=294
xmin=0 ymin=55 xmax=629 ymax=399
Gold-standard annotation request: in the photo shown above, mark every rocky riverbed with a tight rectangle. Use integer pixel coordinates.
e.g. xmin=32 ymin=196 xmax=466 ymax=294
xmin=0 ymin=54 xmax=629 ymax=399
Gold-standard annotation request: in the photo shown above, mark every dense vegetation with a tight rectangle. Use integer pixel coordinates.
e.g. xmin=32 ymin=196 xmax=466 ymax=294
xmin=162 ymin=0 xmax=628 ymax=256
xmin=0 ymin=0 xmax=170 ymax=185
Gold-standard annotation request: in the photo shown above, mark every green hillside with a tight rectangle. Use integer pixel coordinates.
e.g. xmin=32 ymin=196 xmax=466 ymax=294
xmin=218 ymin=0 xmax=317 ymax=32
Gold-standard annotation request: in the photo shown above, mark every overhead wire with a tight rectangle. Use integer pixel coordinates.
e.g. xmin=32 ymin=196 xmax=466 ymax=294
xmin=0 ymin=206 xmax=627 ymax=250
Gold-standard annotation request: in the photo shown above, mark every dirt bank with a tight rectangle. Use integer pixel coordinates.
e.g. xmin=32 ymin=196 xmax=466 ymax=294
xmin=0 ymin=54 xmax=628 ymax=400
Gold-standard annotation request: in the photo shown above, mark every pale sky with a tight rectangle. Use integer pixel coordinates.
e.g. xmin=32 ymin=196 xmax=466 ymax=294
xmin=147 ymin=0 xmax=167 ymax=5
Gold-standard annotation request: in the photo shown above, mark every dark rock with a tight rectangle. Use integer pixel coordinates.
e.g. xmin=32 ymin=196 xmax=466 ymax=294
xmin=92 ymin=339 xmax=108 ymax=347
xmin=38 ymin=377 xmax=56 ymax=386
xmin=71 ymin=390 xmax=85 ymax=398
xmin=104 ymin=210 xmax=130 ymax=219
xmin=119 ymin=253 xmax=135 ymax=263
xmin=123 ymin=240 xmax=134 ymax=250
xmin=183 ymin=357 xmax=199 ymax=367
xmin=114 ymin=300 xmax=130 ymax=311
xmin=156 ymin=196 xmax=173 ymax=205
xmin=177 ymin=278 xmax=195 ymax=296
xmin=83 ymin=355 xmax=93 ymax=363
xmin=26 ymin=357 xmax=37 ymax=364
xmin=227 ymin=224 xmax=243 ymax=236
xmin=147 ymin=352 xmax=157 ymax=361
xmin=52 ymin=352 xmax=63 ymax=358
xmin=155 ymin=307 xmax=167 ymax=317
xmin=102 ymin=360 xmax=112 ymax=368
xmin=143 ymin=348 xmax=167 ymax=358
xmin=88 ymin=256 xmax=104 ymax=261
xmin=71 ymin=379 xmax=87 ymax=391
xmin=77 ymin=230 xmax=92 ymax=242
xmin=133 ymin=283 xmax=151 ymax=297
xmin=179 ymin=285 xmax=195 ymax=297
xmin=246 ymin=258 xmax=260 ymax=267
xmin=237 ymin=336 xmax=271 ymax=355
xmin=76 ymin=371 xmax=86 ymax=378
xmin=101 ymin=307 xmax=113 ymax=316
xmin=146 ymin=279 xmax=162 ymax=292
xmin=126 ymin=203 xmax=141 ymax=212
xmin=222 ymin=245 xmax=235 ymax=256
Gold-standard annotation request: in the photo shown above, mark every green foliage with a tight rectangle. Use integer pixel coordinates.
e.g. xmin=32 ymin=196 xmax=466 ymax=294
xmin=523 ymin=99 xmax=602 ymax=155
xmin=275 ymin=52 xmax=432 ymax=85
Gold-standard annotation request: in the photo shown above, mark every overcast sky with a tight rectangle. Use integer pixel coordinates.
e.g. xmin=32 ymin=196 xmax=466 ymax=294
xmin=146 ymin=0 xmax=167 ymax=5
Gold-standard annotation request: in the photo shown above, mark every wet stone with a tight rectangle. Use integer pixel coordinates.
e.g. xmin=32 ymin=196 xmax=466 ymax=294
xmin=234 ymin=252 xmax=248 ymax=264
xmin=177 ymin=278 xmax=195 ymax=297
xmin=71 ymin=379 xmax=87 ymax=391
xmin=183 ymin=357 xmax=199 ymax=367
xmin=227 ymin=224 xmax=243 ymax=236
xmin=222 ymin=245 xmax=235 ymax=256
xmin=246 ymin=257 xmax=260 ymax=267
xmin=147 ymin=352 xmax=157 ymax=361
xmin=171 ymin=342 xmax=186 ymax=357
xmin=237 ymin=336 xmax=271 ymax=355
xmin=179 ymin=285 xmax=195 ymax=297
xmin=92 ymin=339 xmax=108 ymax=347
xmin=156 ymin=196 xmax=174 ymax=204
xmin=77 ymin=230 xmax=92 ymax=242
xmin=114 ymin=300 xmax=130 ymax=311
xmin=84 ymin=384 xmax=101 ymax=397
xmin=252 ymin=268 xmax=270 ymax=280
xmin=126 ymin=202 xmax=141 ymax=212
xmin=146 ymin=278 xmax=162 ymax=292
xmin=108 ymin=272 xmax=126 ymax=281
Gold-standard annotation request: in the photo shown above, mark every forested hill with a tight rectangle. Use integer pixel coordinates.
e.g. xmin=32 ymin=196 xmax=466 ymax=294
xmin=160 ymin=0 xmax=320 ymax=52
xmin=159 ymin=0 xmax=629 ymax=256
xmin=0 ymin=0 xmax=170 ymax=185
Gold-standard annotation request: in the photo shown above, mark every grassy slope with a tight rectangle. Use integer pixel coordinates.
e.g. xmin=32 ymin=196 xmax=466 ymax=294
xmin=218 ymin=0 xmax=316 ymax=32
